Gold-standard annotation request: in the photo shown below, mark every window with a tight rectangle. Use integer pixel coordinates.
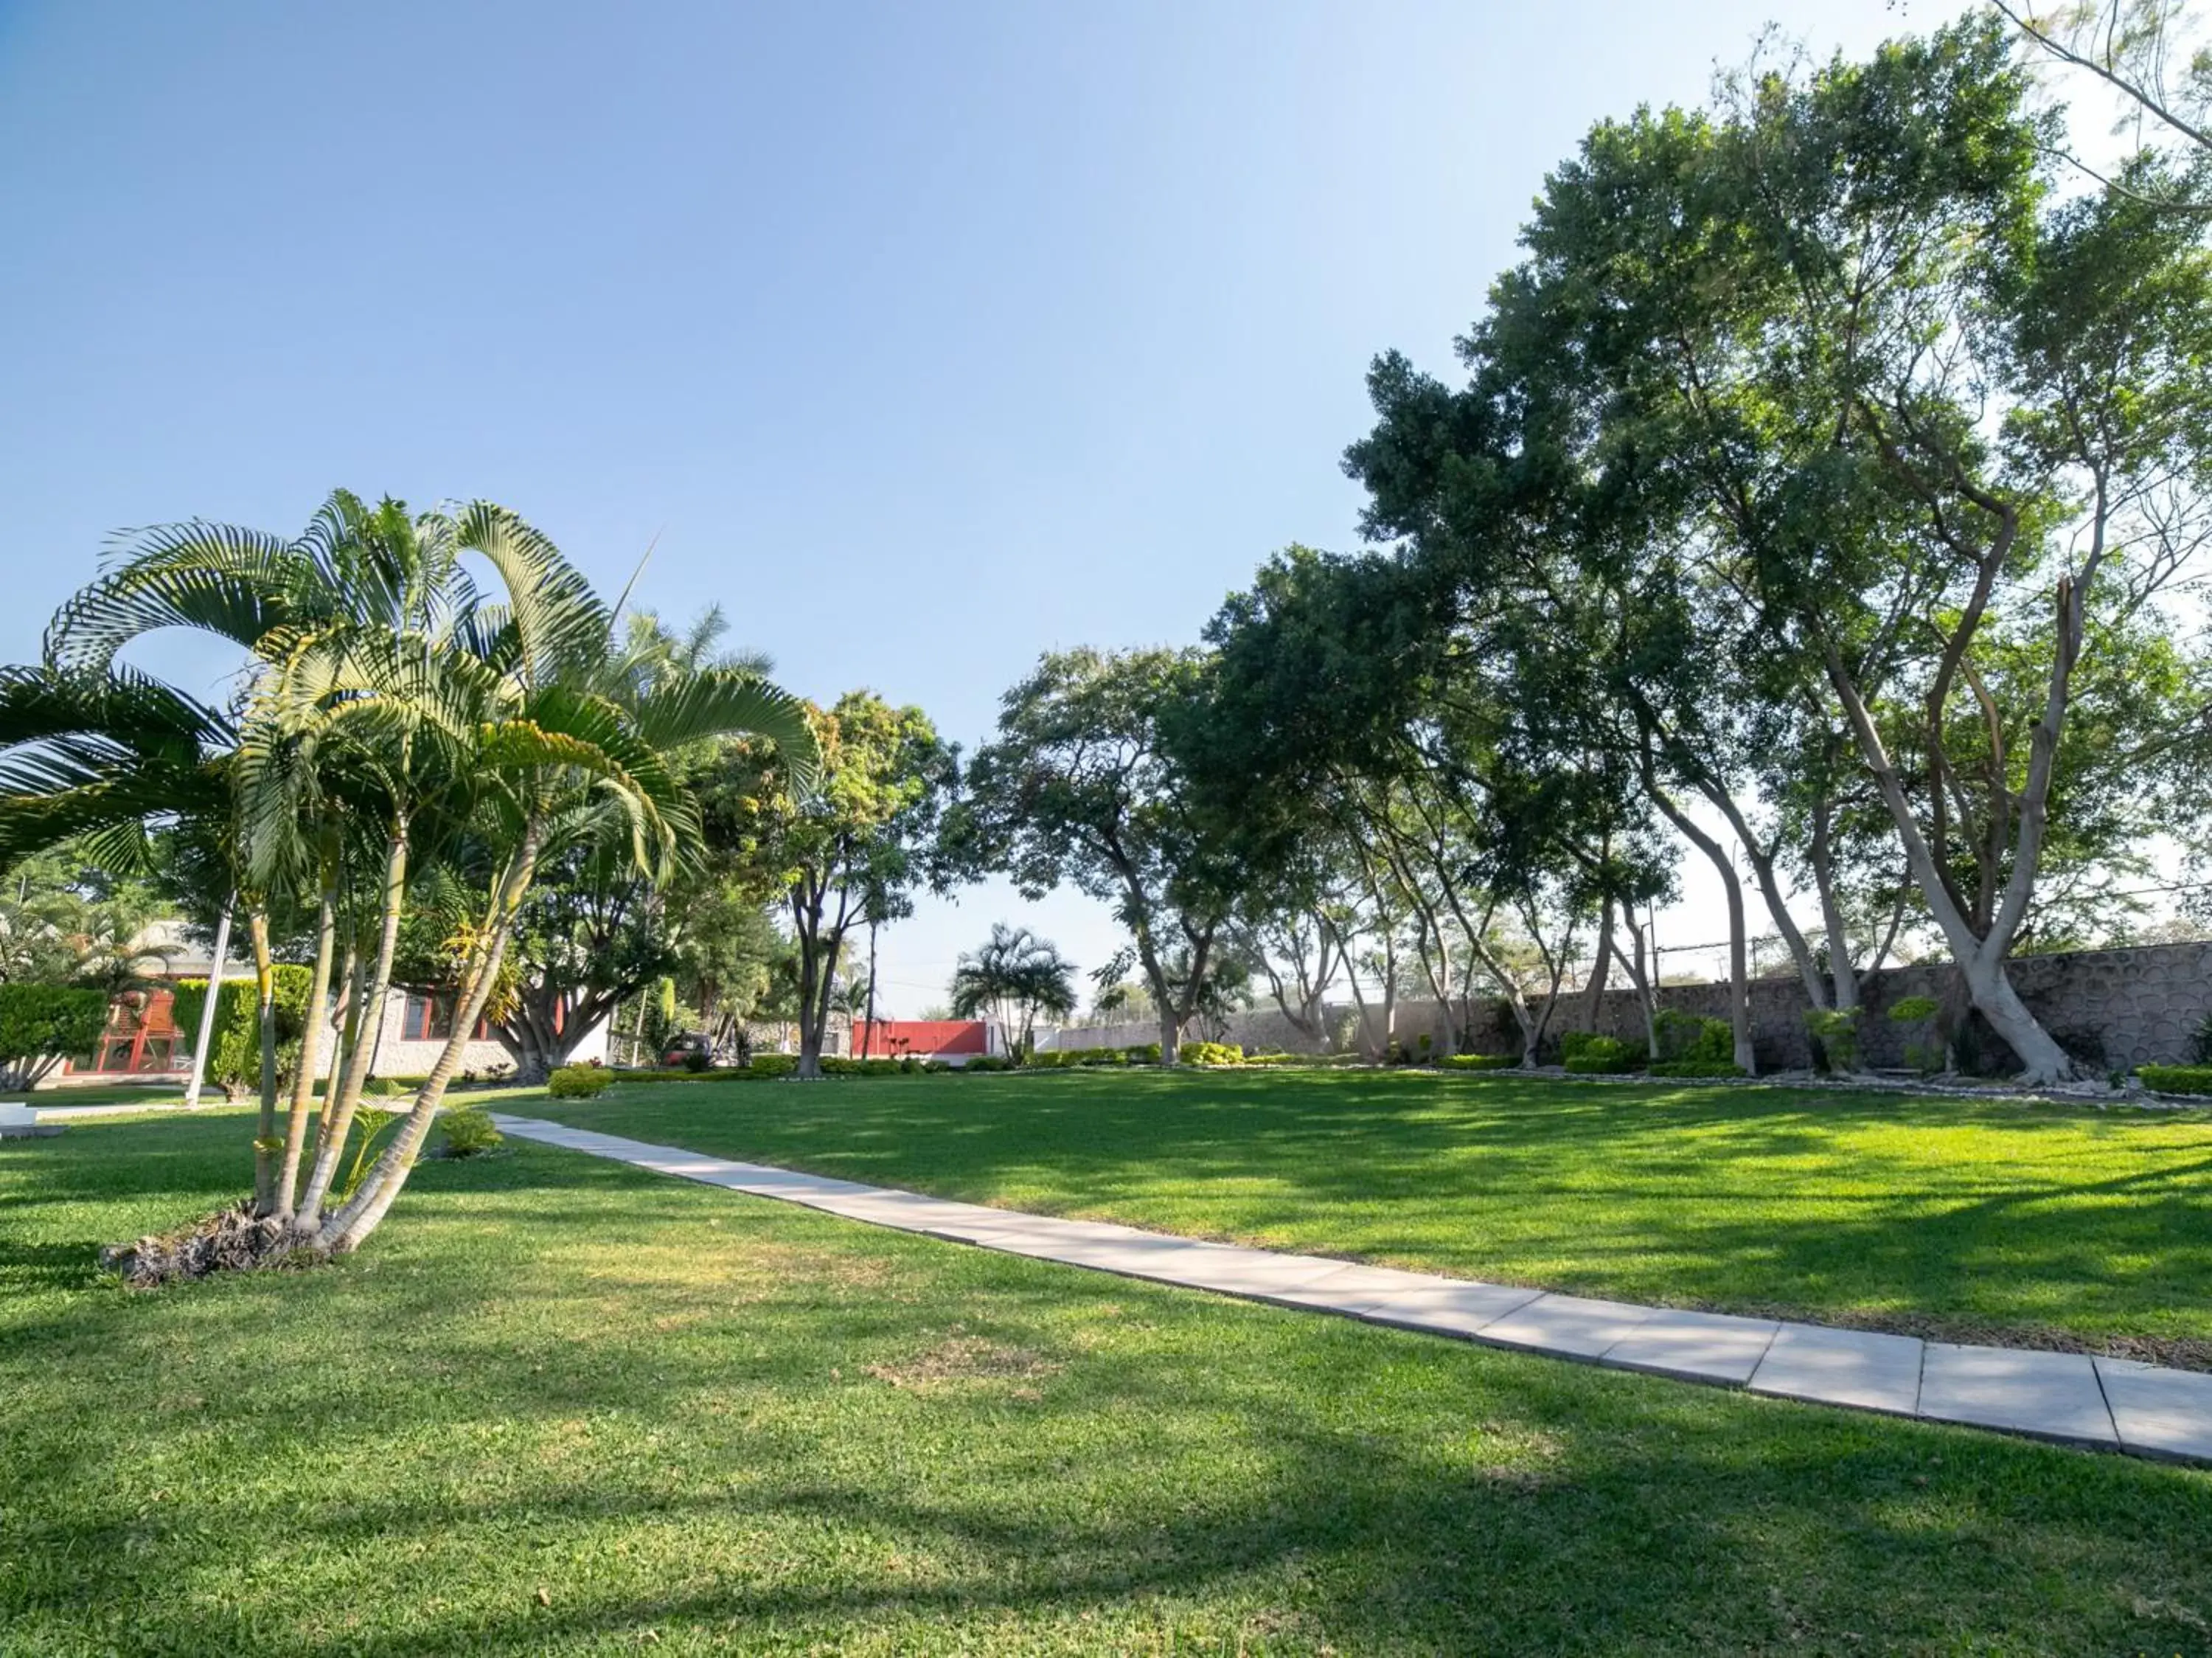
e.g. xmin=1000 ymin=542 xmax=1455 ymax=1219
xmin=402 ymin=993 xmax=488 ymax=1042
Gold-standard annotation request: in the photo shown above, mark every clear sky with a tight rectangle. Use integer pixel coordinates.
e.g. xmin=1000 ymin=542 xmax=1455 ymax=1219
xmin=0 ymin=0 xmax=1935 ymax=1014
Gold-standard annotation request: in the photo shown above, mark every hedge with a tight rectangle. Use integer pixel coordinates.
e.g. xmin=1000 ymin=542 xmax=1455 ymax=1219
xmin=546 ymin=1064 xmax=612 ymax=1098
xmin=2137 ymin=1064 xmax=2212 ymax=1097
xmin=0 ymin=984 xmax=111 ymax=1089
xmin=1441 ymin=1052 xmax=1520 ymax=1071
xmin=1560 ymin=1033 xmax=1641 ymax=1074
xmin=1647 ymin=1058 xmax=1748 ymax=1078
xmin=170 ymin=968 xmax=314 ymax=1101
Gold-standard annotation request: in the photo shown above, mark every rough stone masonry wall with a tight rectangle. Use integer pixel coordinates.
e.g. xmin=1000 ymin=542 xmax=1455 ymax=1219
xmin=1044 ymin=940 xmax=2212 ymax=1072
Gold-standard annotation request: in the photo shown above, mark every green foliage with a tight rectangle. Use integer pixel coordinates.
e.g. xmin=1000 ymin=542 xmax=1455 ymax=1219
xmin=0 ymin=982 xmax=110 ymax=1088
xmin=963 ymin=1055 xmax=1013 ymax=1073
xmin=1442 ymin=1052 xmax=1518 ymax=1071
xmin=1804 ymin=1008 xmax=1862 ymax=1074
xmin=1653 ymin=1010 xmax=1731 ymax=1064
xmin=1888 ymin=996 xmax=1942 ymax=1024
xmin=547 ymin=1065 xmax=613 ymax=1099
xmin=1561 ymin=1033 xmax=1640 ymax=1074
xmin=948 ymin=924 xmax=1077 ymax=1061
xmin=682 ymin=1049 xmax=713 ymax=1074
xmin=1647 ymin=1059 xmax=1748 ymax=1079
xmin=169 ymin=968 xmax=313 ymax=1102
xmin=1127 ymin=1043 xmax=1162 ymax=1064
xmin=437 ymin=1107 xmax=504 ymax=1156
xmin=748 ymin=1053 xmax=799 ymax=1079
xmin=1178 ymin=1041 xmax=1243 ymax=1066
xmin=2136 ymin=1064 xmax=2212 ymax=1097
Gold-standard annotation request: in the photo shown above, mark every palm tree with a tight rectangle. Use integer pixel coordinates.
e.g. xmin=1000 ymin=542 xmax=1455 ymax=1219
xmin=13 ymin=492 xmax=818 ymax=1264
xmin=948 ymin=924 xmax=1077 ymax=1062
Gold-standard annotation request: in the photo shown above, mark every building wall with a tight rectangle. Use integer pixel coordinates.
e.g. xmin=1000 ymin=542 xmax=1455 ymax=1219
xmin=1046 ymin=940 xmax=2212 ymax=1073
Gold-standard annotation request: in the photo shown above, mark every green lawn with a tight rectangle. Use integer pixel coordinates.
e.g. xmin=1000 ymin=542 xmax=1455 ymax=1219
xmin=533 ymin=1069 xmax=2212 ymax=1363
xmin=4 ymin=1113 xmax=2211 ymax=1654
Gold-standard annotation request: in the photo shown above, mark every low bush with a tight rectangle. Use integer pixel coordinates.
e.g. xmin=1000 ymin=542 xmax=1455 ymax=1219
xmin=1647 ymin=1058 xmax=1748 ymax=1078
xmin=2137 ymin=1064 xmax=2212 ymax=1097
xmin=1178 ymin=1041 xmax=1243 ymax=1066
xmin=964 ymin=1055 xmax=1014 ymax=1072
xmin=546 ymin=1064 xmax=612 ymax=1099
xmin=1441 ymin=1052 xmax=1518 ymax=1071
xmin=1126 ymin=1044 xmax=1162 ymax=1064
xmin=167 ymin=970 xmax=313 ymax=1103
xmin=682 ymin=1049 xmax=713 ymax=1074
xmin=1804 ymin=1007 xmax=1861 ymax=1072
xmin=1654 ymin=1009 xmax=1732 ymax=1064
xmin=748 ymin=1054 xmax=799 ymax=1078
xmin=1561 ymin=1033 xmax=1641 ymax=1074
xmin=438 ymin=1107 xmax=504 ymax=1156
xmin=922 ymin=1059 xmax=954 ymax=1073
xmin=605 ymin=1066 xmax=745 ymax=1084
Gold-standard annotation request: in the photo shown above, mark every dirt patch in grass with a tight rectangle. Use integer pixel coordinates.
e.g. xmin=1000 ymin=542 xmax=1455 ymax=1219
xmin=863 ymin=1328 xmax=1063 ymax=1392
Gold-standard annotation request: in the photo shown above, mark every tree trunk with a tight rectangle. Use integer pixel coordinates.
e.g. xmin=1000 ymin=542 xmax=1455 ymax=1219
xmin=249 ymin=909 xmax=279 ymax=1214
xmin=1645 ymin=782 xmax=1755 ymax=1074
xmin=319 ymin=821 xmax=542 ymax=1253
xmin=860 ymin=922 xmax=879 ymax=1058
xmin=1579 ymin=900 xmax=1613 ymax=1033
xmin=298 ymin=830 xmax=408 ymax=1229
xmin=1809 ymin=796 xmax=1860 ymax=1013
xmin=274 ymin=850 xmax=341 ymax=1221
xmin=182 ymin=890 xmax=234 ymax=1111
xmin=1613 ymin=909 xmax=1660 ymax=1061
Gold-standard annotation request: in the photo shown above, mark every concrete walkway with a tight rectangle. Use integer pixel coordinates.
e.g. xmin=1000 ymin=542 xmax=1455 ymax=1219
xmin=490 ymin=1114 xmax=2212 ymax=1467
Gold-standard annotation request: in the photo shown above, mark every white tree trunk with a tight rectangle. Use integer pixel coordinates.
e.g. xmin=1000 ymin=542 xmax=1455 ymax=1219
xmin=181 ymin=892 xmax=234 ymax=1111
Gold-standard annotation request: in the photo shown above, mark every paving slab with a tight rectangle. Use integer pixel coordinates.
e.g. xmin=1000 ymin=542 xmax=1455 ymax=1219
xmin=1343 ymin=1279 xmax=1547 ymax=1339
xmin=2095 ymin=1358 xmax=2212 ymax=1462
xmin=1259 ymin=1263 xmax=1469 ymax=1314
xmin=1748 ymin=1324 xmax=1924 ymax=1415
xmin=1141 ymin=1246 xmax=1368 ymax=1300
xmin=1917 ymin=1343 xmax=2116 ymax=1446
xmin=1474 ymin=1292 xmax=1658 ymax=1359
xmin=1599 ymin=1308 xmax=1781 ymax=1384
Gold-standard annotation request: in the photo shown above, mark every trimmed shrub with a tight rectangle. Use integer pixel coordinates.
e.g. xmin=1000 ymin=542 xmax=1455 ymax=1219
xmin=1654 ymin=1009 xmax=1732 ymax=1064
xmin=1647 ymin=1058 xmax=1748 ymax=1078
xmin=439 ymin=1107 xmax=504 ymax=1156
xmin=1125 ymin=1044 xmax=1163 ymax=1065
xmin=169 ymin=968 xmax=313 ymax=1102
xmin=1178 ymin=1041 xmax=1243 ymax=1066
xmin=1561 ymin=1033 xmax=1640 ymax=1074
xmin=748 ymin=1053 xmax=799 ymax=1078
xmin=2137 ymin=1064 xmax=2212 ymax=1097
xmin=1804 ymin=1007 xmax=1861 ymax=1073
xmin=1441 ymin=1052 xmax=1518 ymax=1071
xmin=964 ymin=1055 xmax=1013 ymax=1072
xmin=922 ymin=1059 xmax=954 ymax=1073
xmin=0 ymin=983 xmax=111 ymax=1089
xmin=546 ymin=1064 xmax=612 ymax=1099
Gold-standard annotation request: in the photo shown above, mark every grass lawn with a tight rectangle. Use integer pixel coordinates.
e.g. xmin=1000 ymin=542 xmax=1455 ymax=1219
xmin=4 ymin=1113 xmax=2211 ymax=1654
xmin=532 ymin=1069 xmax=2212 ymax=1364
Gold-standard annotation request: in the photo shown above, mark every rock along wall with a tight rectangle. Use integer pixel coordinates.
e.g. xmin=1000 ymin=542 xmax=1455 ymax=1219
xmin=1043 ymin=940 xmax=2212 ymax=1073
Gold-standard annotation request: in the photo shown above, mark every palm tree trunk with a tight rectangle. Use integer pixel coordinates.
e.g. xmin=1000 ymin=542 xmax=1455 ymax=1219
xmin=181 ymin=891 xmax=234 ymax=1111
xmin=249 ymin=908 xmax=280 ymax=1213
xmin=297 ymin=830 xmax=408 ymax=1227
xmin=274 ymin=847 xmax=341 ymax=1220
xmin=319 ymin=821 xmax=540 ymax=1254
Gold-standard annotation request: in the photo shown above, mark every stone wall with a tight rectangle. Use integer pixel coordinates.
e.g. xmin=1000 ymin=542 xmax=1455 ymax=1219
xmin=1041 ymin=940 xmax=2212 ymax=1072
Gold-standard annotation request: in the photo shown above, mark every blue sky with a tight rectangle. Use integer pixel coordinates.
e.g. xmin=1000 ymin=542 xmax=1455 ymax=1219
xmin=0 ymin=0 xmax=1923 ymax=1013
